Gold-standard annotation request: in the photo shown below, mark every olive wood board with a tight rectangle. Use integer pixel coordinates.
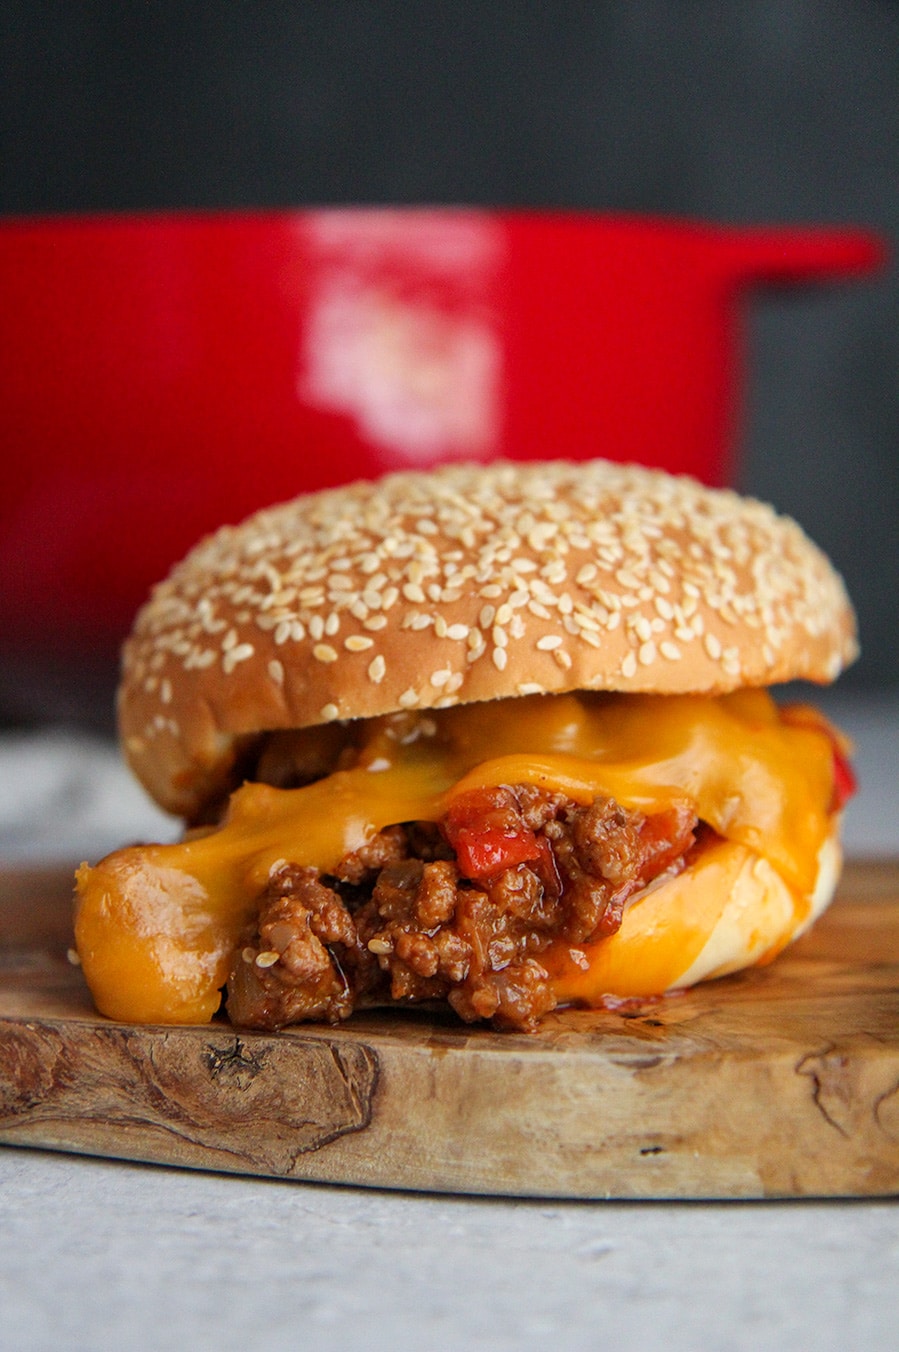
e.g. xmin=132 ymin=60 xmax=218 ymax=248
xmin=1 ymin=861 xmax=898 ymax=1199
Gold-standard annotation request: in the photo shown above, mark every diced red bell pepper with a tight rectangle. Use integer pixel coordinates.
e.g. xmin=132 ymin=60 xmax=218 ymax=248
xmin=830 ymin=743 xmax=858 ymax=812
xmin=444 ymin=785 xmax=553 ymax=881
xmin=451 ymin=825 xmax=544 ymax=880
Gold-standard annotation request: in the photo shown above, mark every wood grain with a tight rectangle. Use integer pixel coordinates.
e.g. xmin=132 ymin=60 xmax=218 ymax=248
xmin=0 ymin=862 xmax=897 ymax=1198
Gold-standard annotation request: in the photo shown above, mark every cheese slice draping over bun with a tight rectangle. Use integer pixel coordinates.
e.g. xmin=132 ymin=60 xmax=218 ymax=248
xmin=77 ymin=460 xmax=857 ymax=1030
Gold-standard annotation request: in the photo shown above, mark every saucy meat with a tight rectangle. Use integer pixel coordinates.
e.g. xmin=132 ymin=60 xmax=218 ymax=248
xmin=227 ymin=785 xmax=697 ymax=1032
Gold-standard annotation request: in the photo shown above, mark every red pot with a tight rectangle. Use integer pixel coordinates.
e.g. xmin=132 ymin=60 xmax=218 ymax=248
xmin=0 ymin=209 xmax=882 ymax=645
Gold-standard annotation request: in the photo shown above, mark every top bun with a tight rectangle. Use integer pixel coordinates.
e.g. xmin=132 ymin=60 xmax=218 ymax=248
xmin=119 ymin=460 xmax=858 ymax=817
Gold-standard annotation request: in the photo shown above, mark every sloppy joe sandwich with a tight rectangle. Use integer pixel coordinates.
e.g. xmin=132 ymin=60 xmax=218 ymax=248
xmin=74 ymin=459 xmax=857 ymax=1031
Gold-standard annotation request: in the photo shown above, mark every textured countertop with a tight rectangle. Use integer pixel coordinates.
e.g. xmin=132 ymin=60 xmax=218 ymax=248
xmin=2 ymin=1149 xmax=897 ymax=1352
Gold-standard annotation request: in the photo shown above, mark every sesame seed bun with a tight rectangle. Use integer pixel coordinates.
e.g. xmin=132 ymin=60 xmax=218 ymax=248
xmin=119 ymin=460 xmax=857 ymax=818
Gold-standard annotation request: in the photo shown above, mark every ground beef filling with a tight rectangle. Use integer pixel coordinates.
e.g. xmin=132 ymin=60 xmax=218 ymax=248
xmin=225 ymin=785 xmax=698 ymax=1033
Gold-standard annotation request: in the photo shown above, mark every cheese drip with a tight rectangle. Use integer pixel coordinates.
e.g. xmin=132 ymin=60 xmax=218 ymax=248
xmin=75 ymin=689 xmax=837 ymax=1025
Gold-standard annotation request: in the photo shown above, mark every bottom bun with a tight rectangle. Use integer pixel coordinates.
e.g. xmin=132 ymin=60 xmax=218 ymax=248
xmin=544 ymin=826 xmax=841 ymax=1005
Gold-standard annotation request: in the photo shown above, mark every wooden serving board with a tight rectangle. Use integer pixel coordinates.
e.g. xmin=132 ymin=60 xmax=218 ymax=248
xmin=1 ymin=862 xmax=898 ymax=1199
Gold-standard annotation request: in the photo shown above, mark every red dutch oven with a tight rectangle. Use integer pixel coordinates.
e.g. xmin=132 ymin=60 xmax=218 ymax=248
xmin=0 ymin=209 xmax=882 ymax=647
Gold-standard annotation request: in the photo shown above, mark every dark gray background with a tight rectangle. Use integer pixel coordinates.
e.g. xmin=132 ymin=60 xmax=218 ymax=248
xmin=2 ymin=1 xmax=896 ymax=725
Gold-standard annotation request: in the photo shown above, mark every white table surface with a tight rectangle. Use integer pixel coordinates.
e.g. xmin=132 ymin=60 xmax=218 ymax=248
xmin=1 ymin=690 xmax=897 ymax=1351
xmin=2 ymin=1150 xmax=897 ymax=1352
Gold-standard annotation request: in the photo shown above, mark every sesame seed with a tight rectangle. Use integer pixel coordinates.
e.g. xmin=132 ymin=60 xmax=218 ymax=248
xmin=528 ymin=523 xmax=558 ymax=550
xmin=368 ymin=655 xmax=387 ymax=684
xmin=722 ymin=646 xmax=741 ymax=676
xmin=621 ymin=651 xmax=638 ymax=679
xmin=824 ymin=651 xmax=842 ymax=680
xmin=398 ymin=688 xmax=419 ymax=708
xmin=268 ymin=659 xmax=285 ymax=684
xmin=446 ymin=623 xmax=469 ymax=641
xmin=536 ymin=635 xmax=562 ymax=651
xmin=492 ymin=647 xmax=508 ymax=671
xmin=312 ymin=643 xmax=338 ymax=663
xmin=255 ymin=951 xmax=280 ymax=969
xmin=345 ymin=635 xmax=374 ymax=652
xmin=320 ymin=702 xmax=340 ymax=721
xmin=704 ymin=632 xmax=723 ymax=661
xmin=222 ymin=643 xmax=254 ymax=674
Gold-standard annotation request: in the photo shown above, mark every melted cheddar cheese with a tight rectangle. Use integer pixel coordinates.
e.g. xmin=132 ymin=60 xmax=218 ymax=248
xmin=74 ymin=689 xmax=838 ymax=1025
